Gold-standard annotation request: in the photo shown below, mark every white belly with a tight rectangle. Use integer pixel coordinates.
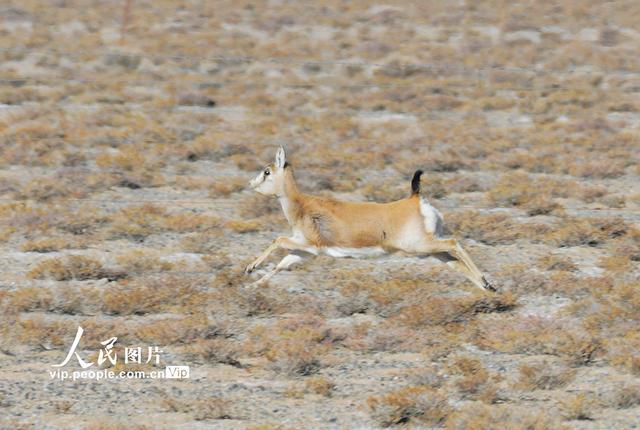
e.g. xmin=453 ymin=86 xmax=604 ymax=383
xmin=323 ymin=246 xmax=386 ymax=258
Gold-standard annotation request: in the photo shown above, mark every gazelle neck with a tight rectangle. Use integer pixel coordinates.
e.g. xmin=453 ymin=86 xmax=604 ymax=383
xmin=278 ymin=168 xmax=301 ymax=225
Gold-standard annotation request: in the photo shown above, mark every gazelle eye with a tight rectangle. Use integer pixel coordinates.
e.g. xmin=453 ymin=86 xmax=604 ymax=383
xmin=264 ymin=169 xmax=270 ymax=176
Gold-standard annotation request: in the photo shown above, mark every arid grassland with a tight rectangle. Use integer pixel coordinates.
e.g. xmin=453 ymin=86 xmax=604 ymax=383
xmin=1 ymin=0 xmax=639 ymax=428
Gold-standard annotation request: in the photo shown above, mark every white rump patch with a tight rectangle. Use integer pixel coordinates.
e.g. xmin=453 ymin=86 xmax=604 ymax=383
xmin=323 ymin=246 xmax=386 ymax=258
xmin=419 ymin=197 xmax=444 ymax=237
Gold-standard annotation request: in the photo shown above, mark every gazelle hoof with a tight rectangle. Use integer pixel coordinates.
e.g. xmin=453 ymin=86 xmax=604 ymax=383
xmin=483 ymin=278 xmax=497 ymax=292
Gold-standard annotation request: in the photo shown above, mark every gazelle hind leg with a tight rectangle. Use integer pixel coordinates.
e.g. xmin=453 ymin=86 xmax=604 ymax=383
xmin=251 ymin=254 xmax=303 ymax=286
xmin=409 ymin=238 xmax=494 ymax=291
xmin=450 ymin=241 xmax=494 ymax=291
xmin=433 ymin=252 xmax=487 ymax=291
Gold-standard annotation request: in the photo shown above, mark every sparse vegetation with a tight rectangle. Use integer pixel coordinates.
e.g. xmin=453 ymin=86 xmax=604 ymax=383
xmin=367 ymin=386 xmax=450 ymax=427
xmin=27 ymin=255 xmax=119 ymax=281
xmin=1 ymin=0 xmax=639 ymax=428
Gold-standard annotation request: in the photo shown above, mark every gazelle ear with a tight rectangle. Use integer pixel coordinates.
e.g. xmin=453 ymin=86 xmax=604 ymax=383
xmin=275 ymin=146 xmax=286 ymax=169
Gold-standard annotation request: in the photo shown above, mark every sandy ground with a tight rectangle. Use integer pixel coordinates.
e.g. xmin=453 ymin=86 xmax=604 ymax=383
xmin=1 ymin=1 xmax=640 ymax=429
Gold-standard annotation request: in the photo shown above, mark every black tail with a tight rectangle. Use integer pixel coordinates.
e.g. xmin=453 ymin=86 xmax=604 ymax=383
xmin=411 ymin=170 xmax=423 ymax=195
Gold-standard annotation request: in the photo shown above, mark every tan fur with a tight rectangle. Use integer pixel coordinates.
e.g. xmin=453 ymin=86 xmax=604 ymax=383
xmin=245 ymin=147 xmax=495 ymax=291
xmin=292 ymin=193 xmax=427 ymax=249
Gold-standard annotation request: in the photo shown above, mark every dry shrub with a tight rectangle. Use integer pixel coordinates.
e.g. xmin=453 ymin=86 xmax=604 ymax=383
xmin=161 ymin=395 xmax=233 ymax=420
xmin=476 ymin=316 xmax=601 ymax=366
xmin=249 ymin=317 xmax=331 ymax=376
xmin=15 ymin=177 xmax=79 ymax=201
xmin=54 ymin=286 xmax=102 ymax=315
xmin=186 ymin=338 xmax=242 ymax=367
xmin=599 ymin=255 xmax=632 ymax=274
xmin=611 ymin=385 xmax=640 ymax=409
xmin=246 ymin=424 xmax=292 ymax=430
xmin=84 ymin=420 xmax=150 ymax=430
xmin=367 ymin=385 xmax=450 ymax=427
xmin=95 ymin=147 xmax=147 ymax=172
xmin=21 ymin=237 xmax=71 ymax=253
xmin=537 ymin=254 xmax=577 ymax=272
xmin=102 ymin=277 xmax=206 ymax=315
xmin=180 ymin=232 xmax=224 ymax=254
xmin=488 ymin=172 xmax=566 ymax=215
xmin=361 ymin=179 xmax=407 ymax=203
xmin=354 ymin=278 xmax=428 ymax=317
xmin=445 ymin=402 xmax=565 ymax=429
xmin=209 ymin=177 xmax=247 ymax=197
xmin=524 ymin=196 xmax=561 ymax=216
xmin=162 ymin=212 xmax=222 ymax=233
xmin=28 ymin=255 xmax=119 ymax=281
xmin=6 ymin=284 xmax=100 ymax=315
xmin=213 ymin=268 xmax=247 ymax=289
xmin=52 ymin=400 xmax=73 ymax=414
xmin=568 ymin=159 xmax=626 ymax=179
xmin=305 ymin=377 xmax=335 ymax=397
xmin=423 ymin=150 xmax=469 ymax=172
xmin=543 ymin=217 xmax=629 ymax=247
xmin=517 ymin=362 xmax=576 ymax=390
xmin=115 ymin=249 xmax=175 ymax=274
xmin=229 ymin=153 xmax=263 ymax=171
xmin=209 ymin=280 xmax=291 ymax=317
xmin=264 ymin=326 xmax=327 ymax=376
xmin=236 ymin=194 xmax=286 ymax=231
xmin=108 ymin=204 xmax=166 ymax=240
xmin=15 ymin=317 xmax=75 ymax=348
xmin=564 ymin=280 xmax=640 ymax=372
xmin=135 ymin=314 xmax=214 ymax=345
xmin=445 ymin=211 xmax=531 ymax=245
xmin=361 ymin=324 xmax=425 ymax=353
xmin=239 ymin=194 xmax=281 ymax=218
xmin=448 ymin=356 xmax=493 ymax=400
xmin=580 ymin=184 xmax=609 ymax=203
xmin=609 ymin=228 xmax=640 ymax=261
xmin=488 ymin=171 xmax=539 ymax=207
xmin=559 ymin=393 xmax=597 ymax=420
xmin=55 ymin=207 xmax=108 ymax=236
xmin=7 ymin=286 xmax=53 ymax=312
xmin=605 ymin=331 xmax=640 ymax=376
xmin=395 ymin=293 xmax=516 ymax=327
xmin=109 ymin=204 xmax=221 ymax=240
xmin=225 ymin=219 xmax=262 ymax=233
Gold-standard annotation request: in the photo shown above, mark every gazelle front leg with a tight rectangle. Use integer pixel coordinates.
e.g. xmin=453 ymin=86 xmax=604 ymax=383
xmin=244 ymin=242 xmax=278 ymax=274
xmin=244 ymin=236 xmax=315 ymax=274
xmin=252 ymin=254 xmax=303 ymax=286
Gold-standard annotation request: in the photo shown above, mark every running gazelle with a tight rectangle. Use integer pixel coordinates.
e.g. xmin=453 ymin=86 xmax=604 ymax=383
xmin=245 ymin=147 xmax=495 ymax=291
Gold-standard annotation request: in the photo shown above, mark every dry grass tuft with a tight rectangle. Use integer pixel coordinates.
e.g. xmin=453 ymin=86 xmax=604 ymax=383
xmin=102 ymin=277 xmax=207 ymax=315
xmin=225 ymin=219 xmax=262 ymax=233
xmin=186 ymin=338 xmax=242 ymax=367
xmin=448 ymin=356 xmax=496 ymax=401
xmin=305 ymin=377 xmax=336 ymax=397
xmin=445 ymin=211 xmax=532 ymax=245
xmin=396 ymin=293 xmax=516 ymax=327
xmin=445 ymin=402 xmax=566 ymax=429
xmin=367 ymin=385 xmax=450 ymax=427
xmin=28 ymin=255 xmax=121 ymax=281
xmin=517 ymin=362 xmax=576 ymax=390
xmin=559 ymin=393 xmax=597 ymax=421
xmin=247 ymin=318 xmax=331 ymax=376
xmin=21 ymin=237 xmax=72 ymax=253
xmin=109 ymin=204 xmax=221 ymax=240
xmin=161 ymin=395 xmax=234 ymax=421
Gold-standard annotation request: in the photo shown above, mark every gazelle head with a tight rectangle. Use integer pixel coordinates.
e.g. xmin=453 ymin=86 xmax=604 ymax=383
xmin=249 ymin=146 xmax=288 ymax=196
